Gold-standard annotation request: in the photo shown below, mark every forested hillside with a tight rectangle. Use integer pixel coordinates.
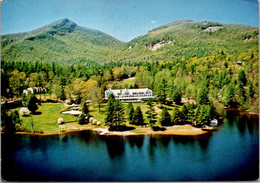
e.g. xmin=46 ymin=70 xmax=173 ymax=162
xmin=124 ymin=20 xmax=258 ymax=62
xmin=1 ymin=18 xmax=259 ymax=113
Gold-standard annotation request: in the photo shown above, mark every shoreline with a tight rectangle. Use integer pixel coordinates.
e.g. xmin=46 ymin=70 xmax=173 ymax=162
xmin=4 ymin=124 xmax=213 ymax=137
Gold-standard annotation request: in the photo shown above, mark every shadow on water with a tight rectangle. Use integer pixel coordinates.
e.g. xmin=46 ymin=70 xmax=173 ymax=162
xmin=237 ymin=115 xmax=247 ymax=134
xmin=196 ymin=133 xmax=212 ymax=152
xmin=59 ymin=134 xmax=68 ymax=142
xmin=172 ymin=135 xmax=196 ymax=145
xmin=225 ymin=110 xmax=259 ymax=135
xmin=75 ymin=130 xmax=102 ymax=147
xmin=147 ymin=135 xmax=157 ymax=160
xmin=156 ymin=135 xmax=172 ymax=147
xmin=104 ymin=135 xmax=125 ymax=159
xmin=247 ymin=114 xmax=259 ymax=134
xmin=125 ymin=135 xmax=144 ymax=149
xmin=171 ymin=133 xmax=212 ymax=153
xmin=226 ymin=111 xmax=259 ymax=135
xmin=1 ymin=134 xmax=50 ymax=181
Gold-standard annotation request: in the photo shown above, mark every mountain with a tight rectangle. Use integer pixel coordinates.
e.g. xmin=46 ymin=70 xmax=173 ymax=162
xmin=123 ymin=20 xmax=259 ymax=62
xmin=1 ymin=18 xmax=259 ymax=64
xmin=1 ymin=18 xmax=125 ymax=64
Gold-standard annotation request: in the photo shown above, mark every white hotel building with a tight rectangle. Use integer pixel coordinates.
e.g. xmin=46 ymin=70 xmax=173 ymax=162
xmin=105 ymin=88 xmax=154 ymax=102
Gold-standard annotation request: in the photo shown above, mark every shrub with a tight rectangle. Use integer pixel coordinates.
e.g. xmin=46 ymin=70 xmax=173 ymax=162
xmin=92 ymin=119 xmax=97 ymax=125
xmin=57 ymin=117 xmax=64 ymax=125
xmin=77 ymin=114 xmax=85 ymax=125
xmin=20 ymin=107 xmax=30 ymax=116
xmin=89 ymin=117 xmax=94 ymax=123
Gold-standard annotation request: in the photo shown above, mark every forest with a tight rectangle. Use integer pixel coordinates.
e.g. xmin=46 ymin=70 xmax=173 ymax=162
xmin=1 ymin=48 xmax=259 ymax=133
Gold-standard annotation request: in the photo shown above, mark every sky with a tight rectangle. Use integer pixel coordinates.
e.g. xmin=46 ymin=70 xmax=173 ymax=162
xmin=1 ymin=0 xmax=259 ymax=42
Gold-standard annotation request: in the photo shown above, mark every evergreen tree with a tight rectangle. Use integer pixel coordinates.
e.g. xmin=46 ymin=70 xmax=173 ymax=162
xmin=180 ymin=104 xmax=189 ymax=122
xmin=224 ymin=61 xmax=228 ymax=68
xmin=113 ymin=99 xmax=125 ymax=127
xmin=77 ymin=113 xmax=85 ymax=125
xmin=146 ymin=98 xmax=156 ymax=126
xmin=237 ymin=81 xmax=246 ymax=103
xmin=1 ymin=103 xmax=9 ymax=127
xmin=224 ymin=82 xmax=235 ymax=106
xmin=59 ymin=85 xmax=66 ymax=100
xmin=133 ymin=83 xmax=138 ymax=88
xmin=159 ymin=107 xmax=171 ymax=126
xmin=194 ymin=104 xmax=212 ymax=127
xmin=27 ymin=94 xmax=38 ymax=114
xmin=247 ymin=80 xmax=254 ymax=98
xmin=238 ymin=69 xmax=247 ymax=86
xmin=172 ymin=107 xmax=181 ymax=124
xmin=186 ymin=103 xmax=195 ymax=123
xmin=127 ymin=102 xmax=134 ymax=124
xmin=197 ymin=87 xmax=209 ymax=105
xmin=78 ymin=99 xmax=89 ymax=124
xmin=132 ymin=106 xmax=144 ymax=125
xmin=156 ymin=79 xmax=167 ymax=106
xmin=81 ymin=99 xmax=89 ymax=116
xmin=171 ymin=89 xmax=181 ymax=105
xmin=105 ymin=94 xmax=115 ymax=126
xmin=11 ymin=110 xmax=22 ymax=130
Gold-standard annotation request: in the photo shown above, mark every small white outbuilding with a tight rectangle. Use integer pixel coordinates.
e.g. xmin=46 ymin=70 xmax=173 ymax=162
xmin=210 ymin=119 xmax=218 ymax=127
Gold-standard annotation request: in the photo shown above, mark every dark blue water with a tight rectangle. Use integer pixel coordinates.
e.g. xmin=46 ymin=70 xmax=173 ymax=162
xmin=2 ymin=111 xmax=259 ymax=181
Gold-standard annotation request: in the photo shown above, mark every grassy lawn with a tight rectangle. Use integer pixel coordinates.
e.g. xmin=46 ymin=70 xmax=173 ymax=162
xmin=88 ymin=104 xmax=106 ymax=126
xmin=18 ymin=103 xmax=77 ymax=133
xmin=34 ymin=93 xmax=55 ymax=100
xmin=13 ymin=101 xmax=180 ymax=134
xmin=106 ymin=77 xmax=136 ymax=88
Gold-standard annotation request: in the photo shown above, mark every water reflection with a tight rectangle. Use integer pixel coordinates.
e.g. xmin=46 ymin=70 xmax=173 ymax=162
xmin=28 ymin=135 xmax=50 ymax=153
xmin=59 ymin=134 xmax=68 ymax=142
xmin=148 ymin=135 xmax=157 ymax=156
xmin=125 ymin=135 xmax=144 ymax=149
xmin=105 ymin=136 xmax=125 ymax=159
xmin=172 ymin=135 xmax=196 ymax=145
xmin=237 ymin=114 xmax=247 ymax=134
xmin=76 ymin=130 xmax=101 ymax=147
xmin=247 ymin=114 xmax=259 ymax=134
xmin=196 ymin=134 xmax=211 ymax=152
xmin=156 ymin=135 xmax=171 ymax=147
xmin=226 ymin=111 xmax=259 ymax=135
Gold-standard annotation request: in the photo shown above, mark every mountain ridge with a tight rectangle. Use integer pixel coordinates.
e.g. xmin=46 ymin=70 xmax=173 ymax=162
xmin=1 ymin=18 xmax=258 ymax=64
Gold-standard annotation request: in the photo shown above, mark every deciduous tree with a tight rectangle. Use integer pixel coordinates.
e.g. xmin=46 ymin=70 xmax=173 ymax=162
xmin=9 ymin=70 xmax=26 ymax=96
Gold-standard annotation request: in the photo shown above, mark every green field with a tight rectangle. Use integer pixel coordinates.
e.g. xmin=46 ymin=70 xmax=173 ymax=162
xmin=12 ymin=101 xmax=179 ymax=134
xmin=106 ymin=77 xmax=137 ymax=89
xmin=18 ymin=103 xmax=77 ymax=133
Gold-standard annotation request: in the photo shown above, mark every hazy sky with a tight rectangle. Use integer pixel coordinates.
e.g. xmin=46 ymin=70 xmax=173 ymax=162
xmin=1 ymin=0 xmax=259 ymax=41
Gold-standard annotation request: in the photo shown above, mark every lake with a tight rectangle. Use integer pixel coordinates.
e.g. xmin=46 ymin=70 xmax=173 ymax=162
xmin=1 ymin=111 xmax=259 ymax=181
